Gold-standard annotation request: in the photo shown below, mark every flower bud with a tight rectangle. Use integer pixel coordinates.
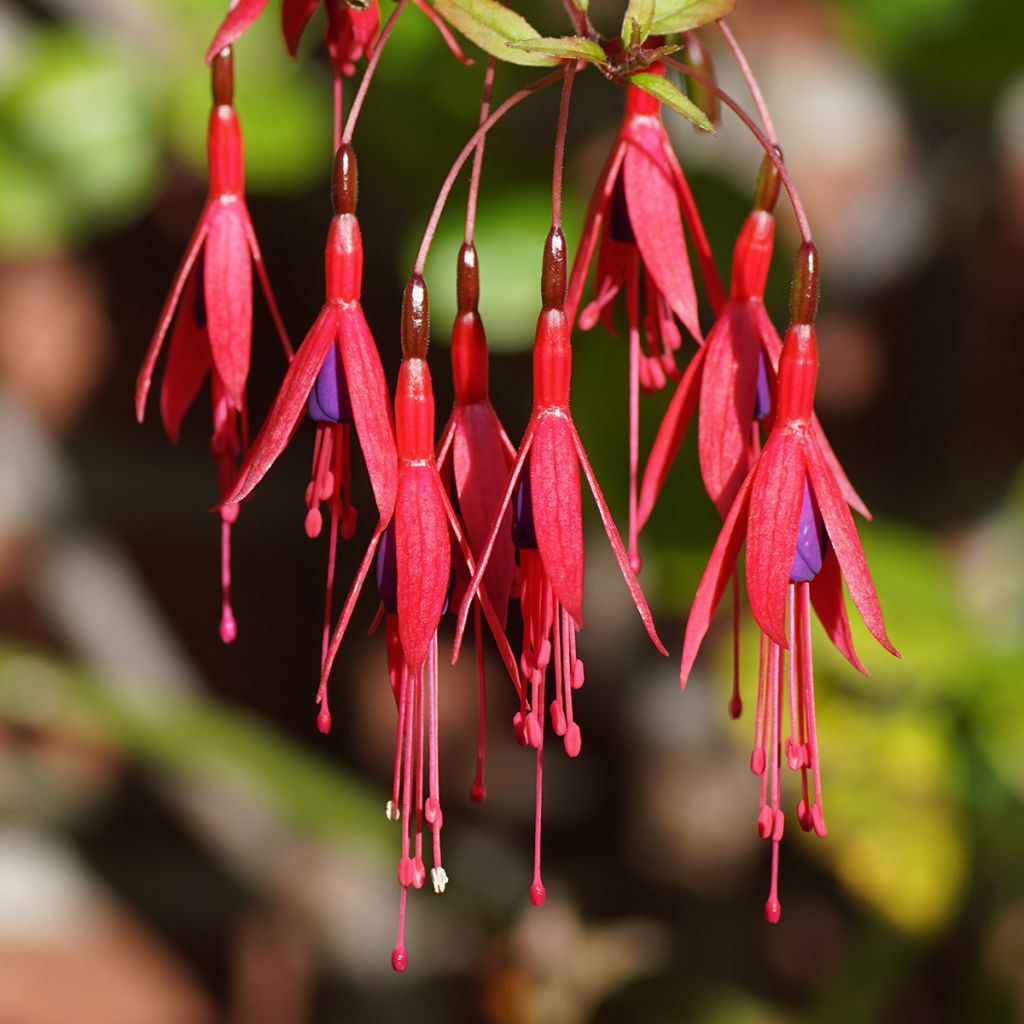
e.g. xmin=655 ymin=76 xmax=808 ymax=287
xmin=212 ymin=47 xmax=233 ymax=107
xmin=684 ymin=32 xmax=719 ymax=129
xmin=457 ymin=242 xmax=480 ymax=313
xmin=753 ymin=150 xmax=782 ymax=214
xmin=402 ymin=274 xmax=429 ymax=359
xmin=541 ymin=226 xmax=567 ymax=311
xmin=789 ymin=242 xmax=819 ymax=325
xmin=332 ymin=143 xmax=358 ymax=216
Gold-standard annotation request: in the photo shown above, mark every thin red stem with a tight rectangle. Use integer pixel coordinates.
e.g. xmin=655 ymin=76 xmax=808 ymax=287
xmin=341 ymin=0 xmax=408 ymax=146
xmin=465 ymin=58 xmax=497 ymax=245
xmin=414 ymin=70 xmax=565 ymax=277
xmin=662 ymin=59 xmax=812 ymax=245
xmin=717 ymin=20 xmax=779 ymax=148
xmin=551 ymin=62 xmax=577 ymax=228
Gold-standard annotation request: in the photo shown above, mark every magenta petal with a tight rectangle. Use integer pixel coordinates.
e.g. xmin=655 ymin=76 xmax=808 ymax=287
xmin=452 ymin=403 xmax=515 ymax=627
xmin=205 ymin=201 xmax=252 ymax=411
xmin=805 ymin=434 xmax=898 ymax=657
xmin=282 ymin=0 xmax=319 ymax=55
xmin=336 ymin=303 xmax=398 ymax=522
xmin=206 ymin=0 xmax=272 ymax=62
xmin=637 ymin=343 xmax=707 ymax=530
xmin=746 ymin=430 xmax=807 ymax=647
xmin=160 ymin=272 xmax=211 ymax=443
xmin=809 ymin=548 xmax=868 ymax=675
xmin=531 ymin=413 xmax=584 ymax=626
xmin=227 ymin=308 xmax=335 ymax=503
xmin=396 ymin=465 xmax=450 ymax=671
xmin=623 ymin=118 xmax=701 ymax=343
xmin=680 ymin=470 xmax=754 ymax=686
xmin=698 ymin=303 xmax=760 ymax=517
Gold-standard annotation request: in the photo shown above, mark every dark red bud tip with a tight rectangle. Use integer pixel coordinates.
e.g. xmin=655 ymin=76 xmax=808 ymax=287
xmin=684 ymin=32 xmax=720 ymax=128
xmin=212 ymin=48 xmax=234 ymax=107
xmin=332 ymin=144 xmax=358 ymax=215
xmin=789 ymin=242 xmax=819 ymax=325
xmin=391 ymin=946 xmax=408 ymax=972
xmin=401 ymin=274 xmax=429 ymax=358
xmin=456 ymin=242 xmax=479 ymax=312
xmin=754 ymin=150 xmax=782 ymax=213
xmin=541 ymin=226 xmax=567 ymax=311
xmin=530 ymin=882 xmax=546 ymax=906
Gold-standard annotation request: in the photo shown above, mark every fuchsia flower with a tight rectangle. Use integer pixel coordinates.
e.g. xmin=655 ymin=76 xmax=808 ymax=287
xmin=314 ymin=277 xmax=519 ymax=972
xmin=436 ymin=242 xmax=517 ymax=802
xmin=225 ymin=145 xmax=397 ymax=661
xmin=678 ymin=244 xmax=899 ymax=923
xmin=455 ymin=227 xmax=665 ymax=906
xmin=135 ymin=48 xmax=292 ymax=644
xmin=565 ymin=62 xmax=723 ymax=569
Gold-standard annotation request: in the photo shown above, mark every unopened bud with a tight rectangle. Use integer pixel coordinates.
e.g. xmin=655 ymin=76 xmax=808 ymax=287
xmin=753 ymin=150 xmax=782 ymax=213
xmin=789 ymin=242 xmax=819 ymax=325
xmin=541 ymin=226 xmax=567 ymax=310
xmin=401 ymin=274 xmax=429 ymax=358
xmin=331 ymin=143 xmax=358 ymax=216
xmin=456 ymin=242 xmax=479 ymax=312
xmin=212 ymin=48 xmax=234 ymax=107
xmin=684 ymin=32 xmax=719 ymax=129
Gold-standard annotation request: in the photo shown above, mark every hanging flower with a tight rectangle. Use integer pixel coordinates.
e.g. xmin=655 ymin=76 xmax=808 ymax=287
xmin=678 ymin=243 xmax=899 ymax=923
xmin=436 ymin=242 xmax=517 ymax=803
xmin=315 ymin=276 xmax=519 ymax=971
xmin=135 ymin=48 xmax=292 ymax=644
xmin=225 ymin=144 xmax=397 ymax=663
xmin=455 ymin=227 xmax=666 ymax=906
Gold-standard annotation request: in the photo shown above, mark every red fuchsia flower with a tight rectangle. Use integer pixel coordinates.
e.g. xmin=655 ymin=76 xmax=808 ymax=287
xmin=314 ymin=277 xmax=519 ymax=972
xmin=455 ymin=227 xmax=666 ymax=906
xmin=135 ymin=49 xmax=292 ymax=645
xmin=205 ymin=0 xmax=468 ymax=74
xmin=637 ymin=158 xmax=869 ymax=717
xmin=678 ymin=243 xmax=899 ymax=923
xmin=564 ymin=62 xmax=724 ymax=572
xmin=225 ymin=145 xmax=397 ymax=663
xmin=436 ymin=242 xmax=517 ymax=803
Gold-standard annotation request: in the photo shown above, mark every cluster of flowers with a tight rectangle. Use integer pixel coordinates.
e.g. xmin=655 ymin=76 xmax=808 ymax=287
xmin=136 ymin=0 xmax=898 ymax=969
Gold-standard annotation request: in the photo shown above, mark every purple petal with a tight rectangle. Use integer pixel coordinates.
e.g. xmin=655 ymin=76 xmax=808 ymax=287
xmin=308 ymin=342 xmax=354 ymax=424
xmin=512 ymin=453 xmax=538 ymax=550
xmin=790 ymin=480 xmax=827 ymax=583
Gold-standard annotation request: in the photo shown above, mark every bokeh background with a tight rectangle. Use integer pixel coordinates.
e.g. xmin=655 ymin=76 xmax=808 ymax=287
xmin=2 ymin=0 xmax=1024 ymax=1020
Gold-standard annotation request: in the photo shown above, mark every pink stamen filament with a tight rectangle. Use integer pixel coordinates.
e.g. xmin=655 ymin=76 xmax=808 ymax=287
xmin=471 ymin=601 xmax=487 ymax=802
xmin=729 ymin=573 xmax=742 ymax=718
xmin=798 ymin=581 xmax=827 ymax=837
xmin=625 ymin=255 xmax=642 ymax=574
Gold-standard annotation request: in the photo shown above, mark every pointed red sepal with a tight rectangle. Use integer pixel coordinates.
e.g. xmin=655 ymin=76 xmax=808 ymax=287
xmin=680 ymin=470 xmax=754 ymax=686
xmin=159 ymin=272 xmax=211 ymax=444
xmin=636 ymin=343 xmax=707 ymax=531
xmin=136 ymin=214 xmax=210 ymax=423
xmin=205 ymin=201 xmax=252 ymax=411
xmin=337 ymin=303 xmax=398 ymax=522
xmin=746 ymin=430 xmax=807 ymax=647
xmin=623 ymin=116 xmax=702 ymax=344
xmin=570 ymin=423 xmax=666 ymax=655
xmin=206 ymin=0 xmax=271 ymax=63
xmin=809 ymin=548 xmax=868 ymax=675
xmin=227 ymin=308 xmax=335 ymax=504
xmin=531 ymin=413 xmax=585 ymax=626
xmin=451 ymin=403 xmax=516 ymax=627
xmin=804 ymin=435 xmax=898 ymax=658
xmin=698 ymin=304 xmax=760 ymax=517
xmin=395 ymin=465 xmax=450 ymax=671
xmin=282 ymin=0 xmax=319 ymax=56
xmin=411 ymin=0 xmax=472 ymax=64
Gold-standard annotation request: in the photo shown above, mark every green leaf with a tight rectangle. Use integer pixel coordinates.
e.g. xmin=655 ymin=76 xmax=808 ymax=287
xmin=621 ymin=0 xmax=656 ymax=45
xmin=432 ymin=0 xmax=557 ymax=67
xmin=649 ymin=0 xmax=735 ymax=36
xmin=508 ymin=36 xmax=607 ymax=64
xmin=628 ymin=71 xmax=715 ymax=132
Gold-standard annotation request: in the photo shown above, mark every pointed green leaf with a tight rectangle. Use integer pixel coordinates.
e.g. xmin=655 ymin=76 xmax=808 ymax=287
xmin=629 ymin=71 xmax=715 ymax=132
xmin=432 ymin=0 xmax=557 ymax=67
xmin=649 ymin=0 xmax=735 ymax=36
xmin=508 ymin=35 xmax=607 ymax=64
xmin=621 ymin=0 xmax=656 ymax=44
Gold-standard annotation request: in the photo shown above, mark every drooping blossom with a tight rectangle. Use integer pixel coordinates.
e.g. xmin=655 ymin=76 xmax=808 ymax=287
xmin=135 ymin=48 xmax=292 ymax=644
xmin=225 ymin=144 xmax=397 ymax=664
xmin=455 ymin=227 xmax=666 ymax=906
xmin=565 ymin=61 xmax=723 ymax=571
xmin=678 ymin=243 xmax=899 ymax=923
xmin=436 ymin=242 xmax=517 ymax=802
xmin=315 ymin=276 xmax=519 ymax=971
xmin=205 ymin=0 xmax=468 ymax=74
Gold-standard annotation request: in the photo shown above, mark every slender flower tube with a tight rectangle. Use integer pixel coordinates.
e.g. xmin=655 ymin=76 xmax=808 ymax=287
xmin=565 ymin=61 xmax=723 ymax=571
xmin=135 ymin=48 xmax=292 ymax=644
xmin=455 ymin=228 xmax=666 ymax=906
xmin=678 ymin=244 xmax=899 ymax=922
xmin=224 ymin=145 xmax=397 ymax=666
xmin=315 ymin=277 xmax=519 ymax=972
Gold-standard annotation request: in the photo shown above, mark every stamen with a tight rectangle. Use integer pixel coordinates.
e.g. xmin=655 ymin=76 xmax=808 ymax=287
xmin=413 ymin=668 xmax=426 ymax=889
xmin=626 ymin=255 xmax=642 ymax=574
xmin=425 ymin=634 xmax=445 ymax=886
xmin=470 ymin=602 xmax=487 ymax=803
xmin=219 ymin=518 xmax=238 ymax=644
xmin=798 ymin=582 xmax=827 ymax=837
xmin=729 ymin=573 xmax=742 ymax=718
xmin=785 ymin=584 xmax=803 ymax=770
xmin=751 ymin=634 xmax=768 ymax=776
xmin=530 ymin=741 xmax=546 ymax=906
